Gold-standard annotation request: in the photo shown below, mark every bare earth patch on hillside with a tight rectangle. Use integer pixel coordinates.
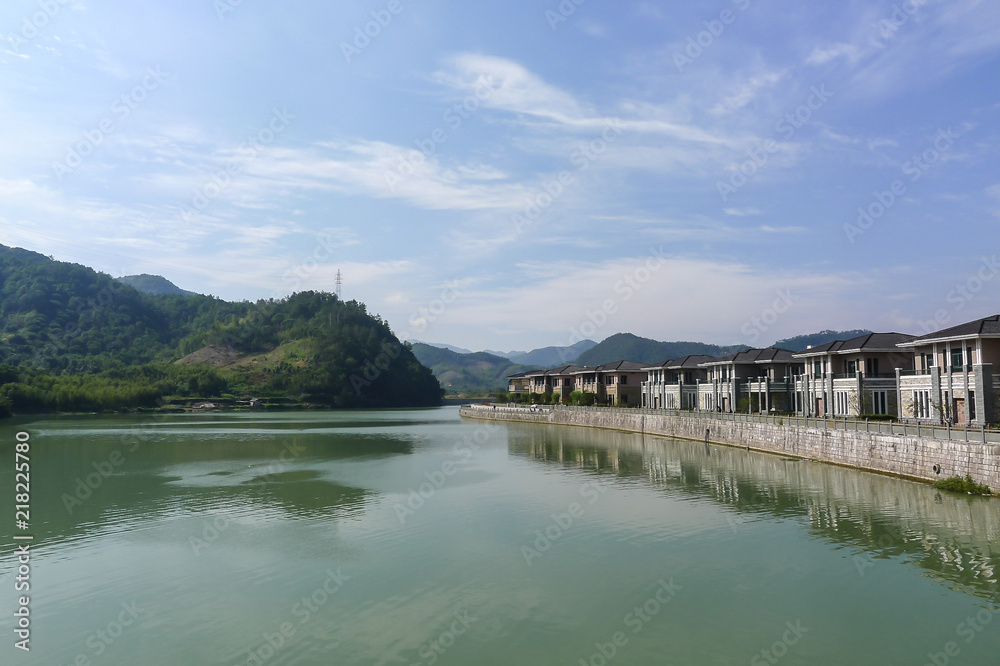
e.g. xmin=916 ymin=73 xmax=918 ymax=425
xmin=175 ymin=344 xmax=246 ymax=367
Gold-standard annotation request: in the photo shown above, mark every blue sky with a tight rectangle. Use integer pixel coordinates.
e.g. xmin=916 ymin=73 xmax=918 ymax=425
xmin=2 ymin=0 xmax=999 ymax=352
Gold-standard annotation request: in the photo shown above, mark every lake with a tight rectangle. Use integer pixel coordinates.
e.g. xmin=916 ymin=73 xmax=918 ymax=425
xmin=1 ymin=406 xmax=998 ymax=665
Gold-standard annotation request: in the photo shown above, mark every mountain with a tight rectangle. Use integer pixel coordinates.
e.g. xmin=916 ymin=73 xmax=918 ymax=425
xmin=410 ymin=343 xmax=538 ymax=396
xmin=507 ymin=340 xmax=597 ymax=366
xmin=407 ymin=340 xmax=474 ymax=355
xmin=481 ymin=340 xmax=597 ymax=365
xmin=480 ymin=349 xmax=528 ymax=359
xmin=117 ymin=274 xmax=198 ymax=297
xmin=773 ymin=329 xmax=872 ymax=352
xmin=575 ymin=334 xmax=747 ymax=366
xmin=0 ymin=244 xmax=442 ymax=414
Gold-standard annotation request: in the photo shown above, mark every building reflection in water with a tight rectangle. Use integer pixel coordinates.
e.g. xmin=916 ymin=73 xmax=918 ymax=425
xmin=507 ymin=422 xmax=1000 ymax=604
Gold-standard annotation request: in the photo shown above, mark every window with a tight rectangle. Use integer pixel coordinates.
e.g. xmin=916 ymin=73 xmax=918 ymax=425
xmin=970 ymin=391 xmax=977 ymax=421
xmin=846 ymin=360 xmax=857 ymax=375
xmin=835 ymin=391 xmax=850 ymax=415
xmin=872 ymin=391 xmax=888 ymax=415
xmin=813 ymin=360 xmax=823 ymax=378
xmin=621 ymin=375 xmax=627 ymax=384
xmin=951 ymin=349 xmax=964 ymax=371
xmin=913 ymin=391 xmax=931 ymax=419
xmin=865 ymin=358 xmax=879 ymax=376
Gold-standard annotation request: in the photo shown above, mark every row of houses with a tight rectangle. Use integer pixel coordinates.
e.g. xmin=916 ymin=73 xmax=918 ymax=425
xmin=507 ymin=314 xmax=1000 ymax=427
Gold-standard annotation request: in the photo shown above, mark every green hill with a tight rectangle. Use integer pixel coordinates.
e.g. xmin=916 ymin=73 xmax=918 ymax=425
xmin=0 ymin=244 xmax=442 ymax=415
xmin=575 ymin=333 xmax=746 ymax=366
xmin=410 ymin=343 xmax=538 ymax=396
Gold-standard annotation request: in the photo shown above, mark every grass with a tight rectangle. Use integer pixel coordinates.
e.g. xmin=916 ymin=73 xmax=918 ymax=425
xmin=933 ymin=474 xmax=992 ymax=495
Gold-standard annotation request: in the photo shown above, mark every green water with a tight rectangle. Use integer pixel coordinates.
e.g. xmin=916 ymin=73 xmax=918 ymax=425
xmin=1 ymin=407 xmax=998 ymax=665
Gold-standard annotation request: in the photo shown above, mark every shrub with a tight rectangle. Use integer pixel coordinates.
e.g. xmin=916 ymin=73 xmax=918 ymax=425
xmin=933 ymin=474 xmax=991 ymax=495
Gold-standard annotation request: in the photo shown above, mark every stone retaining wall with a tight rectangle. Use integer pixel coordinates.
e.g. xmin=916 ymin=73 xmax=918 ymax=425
xmin=460 ymin=406 xmax=1000 ymax=492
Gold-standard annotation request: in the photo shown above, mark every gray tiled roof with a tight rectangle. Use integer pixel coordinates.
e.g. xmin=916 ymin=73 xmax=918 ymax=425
xmin=795 ymin=332 xmax=916 ymax=357
xmin=898 ymin=315 xmax=1000 ymax=345
xmin=701 ymin=348 xmax=796 ymax=366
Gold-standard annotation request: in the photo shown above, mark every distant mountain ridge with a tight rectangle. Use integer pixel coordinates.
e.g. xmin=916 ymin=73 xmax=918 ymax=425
xmin=407 ymin=340 xmax=474 ymax=355
xmin=505 ymin=340 xmax=596 ymax=366
xmin=575 ymin=334 xmax=747 ymax=366
xmin=116 ymin=274 xmax=198 ymax=297
xmin=409 ymin=343 xmax=539 ymax=396
xmin=773 ymin=329 xmax=872 ymax=352
xmin=414 ymin=339 xmax=597 ymax=366
xmin=573 ymin=330 xmax=873 ymax=367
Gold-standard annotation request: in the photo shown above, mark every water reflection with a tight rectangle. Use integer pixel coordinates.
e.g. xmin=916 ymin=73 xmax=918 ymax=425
xmin=508 ymin=423 xmax=1000 ymax=603
xmin=0 ymin=417 xmax=415 ymax=557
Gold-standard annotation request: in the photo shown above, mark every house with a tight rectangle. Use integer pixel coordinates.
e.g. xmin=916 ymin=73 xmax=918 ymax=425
xmin=641 ymin=355 xmax=715 ymax=410
xmin=567 ymin=361 xmax=646 ymax=405
xmin=593 ymin=360 xmax=647 ymax=406
xmin=522 ymin=365 xmax=589 ymax=400
xmin=507 ymin=371 xmax=533 ymax=396
xmin=700 ymin=348 xmax=802 ymax=413
xmin=895 ymin=316 xmax=1000 ymax=426
xmin=792 ymin=332 xmax=915 ymax=417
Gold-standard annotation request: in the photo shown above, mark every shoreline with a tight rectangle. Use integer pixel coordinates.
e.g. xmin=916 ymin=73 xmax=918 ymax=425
xmin=461 ymin=404 xmax=1000 ymax=494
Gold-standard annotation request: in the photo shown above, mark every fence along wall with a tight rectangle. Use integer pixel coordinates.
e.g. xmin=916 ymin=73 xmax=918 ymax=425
xmin=460 ymin=405 xmax=1000 ymax=492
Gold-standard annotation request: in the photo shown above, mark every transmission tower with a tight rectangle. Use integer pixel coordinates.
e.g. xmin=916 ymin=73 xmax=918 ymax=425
xmin=334 ymin=269 xmax=343 ymax=300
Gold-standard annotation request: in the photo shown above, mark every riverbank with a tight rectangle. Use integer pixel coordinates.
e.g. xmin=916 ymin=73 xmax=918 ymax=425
xmin=461 ymin=404 xmax=1000 ymax=493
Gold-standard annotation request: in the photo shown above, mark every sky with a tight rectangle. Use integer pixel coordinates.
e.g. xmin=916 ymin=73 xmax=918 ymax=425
xmin=1 ymin=0 xmax=999 ymax=353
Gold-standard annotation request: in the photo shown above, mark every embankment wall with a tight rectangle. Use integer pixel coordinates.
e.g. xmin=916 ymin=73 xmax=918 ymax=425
xmin=460 ymin=406 xmax=1000 ymax=492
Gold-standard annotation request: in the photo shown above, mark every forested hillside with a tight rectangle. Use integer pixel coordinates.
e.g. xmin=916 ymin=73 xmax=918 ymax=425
xmin=410 ymin=343 xmax=538 ymax=395
xmin=0 ymin=245 xmax=442 ymax=415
